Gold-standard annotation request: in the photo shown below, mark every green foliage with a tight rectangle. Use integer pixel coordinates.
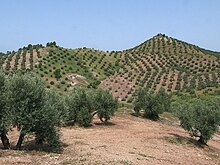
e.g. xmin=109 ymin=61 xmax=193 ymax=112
xmin=0 ymin=71 xmax=10 ymax=132
xmin=66 ymin=87 xmax=118 ymax=126
xmin=134 ymin=88 xmax=171 ymax=120
xmin=0 ymin=71 xmax=11 ymax=148
xmin=93 ymin=89 xmax=118 ymax=122
xmin=89 ymin=80 xmax=101 ymax=88
xmin=157 ymin=88 xmax=171 ymax=112
xmin=176 ymin=99 xmax=220 ymax=144
xmin=6 ymin=72 xmax=61 ymax=150
xmin=76 ymin=107 xmax=92 ymax=127
xmin=66 ymin=87 xmax=93 ymax=127
xmin=54 ymin=69 xmax=61 ymax=80
xmin=43 ymin=90 xmax=67 ymax=126
xmin=46 ymin=41 xmax=57 ymax=47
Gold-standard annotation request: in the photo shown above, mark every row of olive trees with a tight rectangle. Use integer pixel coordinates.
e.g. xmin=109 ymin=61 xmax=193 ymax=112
xmin=0 ymin=71 xmax=118 ymax=150
xmin=133 ymin=88 xmax=220 ymax=144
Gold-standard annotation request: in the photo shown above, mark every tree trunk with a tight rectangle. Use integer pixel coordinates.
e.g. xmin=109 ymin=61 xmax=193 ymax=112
xmin=36 ymin=134 xmax=44 ymax=145
xmin=198 ymin=136 xmax=206 ymax=145
xmin=16 ymin=133 xmax=25 ymax=150
xmin=100 ymin=117 xmax=104 ymax=122
xmin=92 ymin=111 xmax=98 ymax=117
xmin=0 ymin=132 xmax=10 ymax=149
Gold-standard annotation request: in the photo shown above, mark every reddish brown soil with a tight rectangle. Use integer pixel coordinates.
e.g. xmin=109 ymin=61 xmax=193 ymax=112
xmin=25 ymin=52 xmax=31 ymax=69
xmin=156 ymin=73 xmax=165 ymax=91
xmin=0 ymin=112 xmax=219 ymax=165
xmin=17 ymin=51 xmax=24 ymax=69
xmin=172 ymin=71 xmax=179 ymax=91
xmin=164 ymin=71 xmax=173 ymax=90
xmin=9 ymin=53 xmax=17 ymax=70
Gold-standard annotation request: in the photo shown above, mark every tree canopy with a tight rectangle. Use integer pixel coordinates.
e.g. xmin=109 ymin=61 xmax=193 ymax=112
xmin=134 ymin=88 xmax=171 ymax=120
xmin=177 ymin=99 xmax=220 ymax=144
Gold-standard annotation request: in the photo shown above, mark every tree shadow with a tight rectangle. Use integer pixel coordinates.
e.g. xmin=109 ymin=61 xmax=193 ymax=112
xmin=167 ymin=133 xmax=206 ymax=148
xmin=130 ymin=112 xmax=160 ymax=121
xmin=21 ymin=139 xmax=68 ymax=153
xmin=167 ymin=133 xmax=220 ymax=161
xmin=0 ymin=139 xmax=68 ymax=153
xmin=93 ymin=121 xmax=116 ymax=126
xmin=130 ymin=112 xmax=139 ymax=117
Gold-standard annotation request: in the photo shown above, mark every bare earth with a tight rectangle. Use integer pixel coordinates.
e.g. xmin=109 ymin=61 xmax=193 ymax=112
xmin=0 ymin=112 xmax=219 ymax=165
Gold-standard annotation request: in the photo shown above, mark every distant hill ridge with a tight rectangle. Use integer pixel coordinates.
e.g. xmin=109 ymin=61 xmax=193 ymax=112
xmin=1 ymin=34 xmax=220 ymax=102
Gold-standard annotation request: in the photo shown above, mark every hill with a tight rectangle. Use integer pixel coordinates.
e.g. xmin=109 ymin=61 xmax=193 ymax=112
xmin=1 ymin=34 xmax=220 ymax=101
xmin=101 ymin=34 xmax=220 ymax=101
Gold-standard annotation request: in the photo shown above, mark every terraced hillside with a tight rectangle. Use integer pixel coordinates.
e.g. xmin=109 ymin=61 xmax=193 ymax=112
xmin=101 ymin=34 xmax=220 ymax=101
xmin=0 ymin=42 xmax=120 ymax=93
xmin=1 ymin=34 xmax=220 ymax=101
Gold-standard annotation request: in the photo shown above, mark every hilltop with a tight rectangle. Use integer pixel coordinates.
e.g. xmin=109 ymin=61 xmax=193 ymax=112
xmin=1 ymin=34 xmax=220 ymax=101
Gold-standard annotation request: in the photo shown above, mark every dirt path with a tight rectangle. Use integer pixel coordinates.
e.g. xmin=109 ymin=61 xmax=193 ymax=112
xmin=0 ymin=113 xmax=219 ymax=164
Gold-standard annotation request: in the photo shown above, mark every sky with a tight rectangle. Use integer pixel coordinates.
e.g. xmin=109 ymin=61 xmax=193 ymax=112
xmin=0 ymin=0 xmax=219 ymax=53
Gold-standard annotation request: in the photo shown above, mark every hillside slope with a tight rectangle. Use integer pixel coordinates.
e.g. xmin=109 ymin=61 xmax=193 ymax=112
xmin=101 ymin=34 xmax=220 ymax=101
xmin=1 ymin=34 xmax=220 ymax=101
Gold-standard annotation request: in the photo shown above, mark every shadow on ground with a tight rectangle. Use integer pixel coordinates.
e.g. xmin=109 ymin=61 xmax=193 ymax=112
xmin=93 ymin=121 xmax=116 ymax=126
xmin=166 ymin=133 xmax=206 ymax=148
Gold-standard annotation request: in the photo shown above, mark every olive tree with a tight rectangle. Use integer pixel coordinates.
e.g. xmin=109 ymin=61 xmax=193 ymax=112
xmin=177 ymin=100 xmax=220 ymax=144
xmin=0 ymin=71 xmax=11 ymax=149
xmin=134 ymin=88 xmax=171 ymax=120
xmin=66 ymin=87 xmax=118 ymax=126
xmin=92 ymin=89 xmax=118 ymax=122
xmin=7 ymin=73 xmax=61 ymax=150
xmin=156 ymin=88 xmax=171 ymax=112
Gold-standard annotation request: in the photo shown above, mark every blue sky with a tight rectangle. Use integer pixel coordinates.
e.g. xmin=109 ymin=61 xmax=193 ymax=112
xmin=0 ymin=0 xmax=219 ymax=52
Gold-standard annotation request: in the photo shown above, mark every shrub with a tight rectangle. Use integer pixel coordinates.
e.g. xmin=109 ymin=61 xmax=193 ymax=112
xmin=177 ymin=100 xmax=220 ymax=144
